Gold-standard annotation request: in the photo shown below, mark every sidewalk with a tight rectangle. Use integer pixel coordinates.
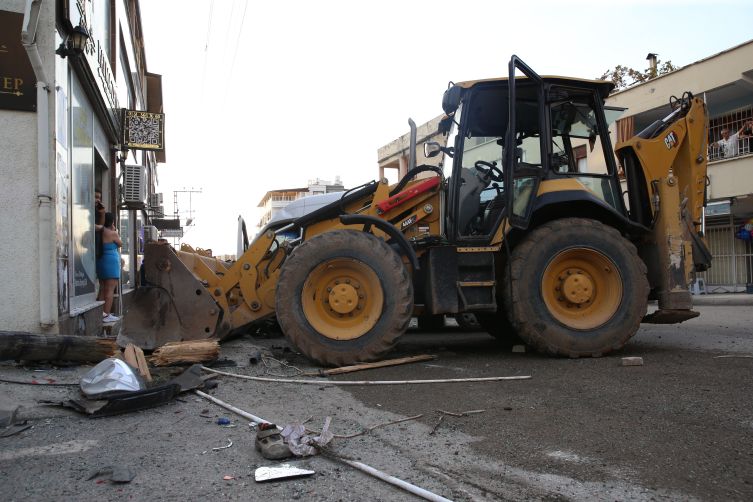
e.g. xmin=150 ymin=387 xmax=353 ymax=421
xmin=691 ymin=292 xmax=753 ymax=306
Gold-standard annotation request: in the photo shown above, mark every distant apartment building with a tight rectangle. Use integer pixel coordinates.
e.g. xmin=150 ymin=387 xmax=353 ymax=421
xmin=257 ymin=177 xmax=345 ymax=229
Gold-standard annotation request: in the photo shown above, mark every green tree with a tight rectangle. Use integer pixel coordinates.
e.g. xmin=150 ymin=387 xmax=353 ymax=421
xmin=599 ymin=60 xmax=679 ymax=91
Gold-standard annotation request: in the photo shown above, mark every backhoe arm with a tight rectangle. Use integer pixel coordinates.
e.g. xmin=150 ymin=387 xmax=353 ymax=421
xmin=616 ymin=94 xmax=710 ymax=320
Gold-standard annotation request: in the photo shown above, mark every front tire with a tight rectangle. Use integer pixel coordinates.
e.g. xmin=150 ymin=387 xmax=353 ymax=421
xmin=504 ymin=218 xmax=648 ymax=357
xmin=276 ymin=230 xmax=413 ymax=366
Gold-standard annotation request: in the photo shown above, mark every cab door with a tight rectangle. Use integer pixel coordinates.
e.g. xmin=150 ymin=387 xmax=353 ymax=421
xmin=505 ymin=56 xmax=547 ymax=230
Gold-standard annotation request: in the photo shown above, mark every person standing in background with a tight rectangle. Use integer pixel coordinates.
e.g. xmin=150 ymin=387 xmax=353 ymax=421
xmin=94 ymin=189 xmax=105 ymax=226
xmin=97 ymin=212 xmax=122 ymax=323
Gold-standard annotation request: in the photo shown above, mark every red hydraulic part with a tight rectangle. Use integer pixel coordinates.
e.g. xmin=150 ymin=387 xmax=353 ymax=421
xmin=376 ymin=176 xmax=440 ymax=215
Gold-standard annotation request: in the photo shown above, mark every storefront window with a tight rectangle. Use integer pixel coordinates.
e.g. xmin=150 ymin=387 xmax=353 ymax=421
xmin=120 ymin=209 xmax=133 ymax=290
xmin=69 ymin=75 xmax=97 ymax=311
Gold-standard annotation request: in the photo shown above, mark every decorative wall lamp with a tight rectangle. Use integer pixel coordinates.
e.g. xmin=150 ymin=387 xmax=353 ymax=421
xmin=55 ymin=23 xmax=90 ymax=58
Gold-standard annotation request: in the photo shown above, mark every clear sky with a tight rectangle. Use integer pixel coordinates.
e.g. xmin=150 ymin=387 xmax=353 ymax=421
xmin=138 ymin=0 xmax=753 ymax=256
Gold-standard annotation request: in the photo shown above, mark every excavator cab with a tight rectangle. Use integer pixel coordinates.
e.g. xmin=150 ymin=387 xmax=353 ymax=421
xmin=440 ymin=57 xmax=625 ymax=244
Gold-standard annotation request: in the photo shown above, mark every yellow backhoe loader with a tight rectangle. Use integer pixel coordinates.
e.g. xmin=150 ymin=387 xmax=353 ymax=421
xmin=122 ymin=56 xmax=710 ymax=365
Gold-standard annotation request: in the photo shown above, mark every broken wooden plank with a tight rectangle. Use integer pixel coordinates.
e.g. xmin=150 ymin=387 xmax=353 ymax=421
xmin=123 ymin=344 xmax=152 ymax=382
xmin=150 ymin=340 xmax=220 ymax=367
xmin=0 ymin=332 xmax=118 ymax=362
xmin=306 ymin=354 xmax=437 ymax=377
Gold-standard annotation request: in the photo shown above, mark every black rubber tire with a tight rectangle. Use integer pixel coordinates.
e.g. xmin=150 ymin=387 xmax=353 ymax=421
xmin=474 ymin=310 xmax=523 ymax=346
xmin=503 ymin=218 xmax=648 ymax=357
xmin=417 ymin=314 xmax=445 ymax=331
xmin=276 ymin=230 xmax=413 ymax=366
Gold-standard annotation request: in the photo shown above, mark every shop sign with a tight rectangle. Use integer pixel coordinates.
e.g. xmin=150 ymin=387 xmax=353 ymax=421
xmin=62 ymin=0 xmax=120 ymax=132
xmin=0 ymin=10 xmax=36 ymax=112
xmin=122 ymin=109 xmax=165 ymax=150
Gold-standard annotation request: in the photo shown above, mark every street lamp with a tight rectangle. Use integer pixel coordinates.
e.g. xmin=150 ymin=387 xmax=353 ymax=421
xmin=55 ymin=23 xmax=90 ymax=58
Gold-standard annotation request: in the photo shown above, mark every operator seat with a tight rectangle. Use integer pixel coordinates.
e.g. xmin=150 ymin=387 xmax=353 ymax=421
xmin=457 ymin=167 xmax=491 ymax=233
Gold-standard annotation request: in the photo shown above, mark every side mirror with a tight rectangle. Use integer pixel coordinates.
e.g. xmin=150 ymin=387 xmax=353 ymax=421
xmin=423 ymin=141 xmax=454 ymax=159
xmin=424 ymin=142 xmax=442 ymax=158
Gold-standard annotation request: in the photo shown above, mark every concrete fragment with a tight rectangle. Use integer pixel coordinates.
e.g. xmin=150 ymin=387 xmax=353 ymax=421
xmin=621 ymin=357 xmax=644 ymax=366
xmin=0 ymin=396 xmax=20 ymax=427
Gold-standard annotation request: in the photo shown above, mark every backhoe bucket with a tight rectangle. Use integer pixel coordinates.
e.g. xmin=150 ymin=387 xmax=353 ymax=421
xmin=119 ymin=243 xmax=226 ymax=350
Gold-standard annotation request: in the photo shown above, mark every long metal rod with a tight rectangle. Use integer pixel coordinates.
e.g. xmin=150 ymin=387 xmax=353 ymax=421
xmin=194 ymin=389 xmax=271 ymax=425
xmin=339 ymin=458 xmax=454 ymax=502
xmin=202 ymin=367 xmax=531 ymax=385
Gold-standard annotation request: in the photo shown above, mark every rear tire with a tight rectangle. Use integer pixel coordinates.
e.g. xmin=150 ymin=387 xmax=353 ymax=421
xmin=504 ymin=218 xmax=648 ymax=357
xmin=276 ymin=230 xmax=413 ymax=366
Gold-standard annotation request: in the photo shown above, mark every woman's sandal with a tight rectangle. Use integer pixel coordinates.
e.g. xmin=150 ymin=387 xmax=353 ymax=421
xmin=255 ymin=424 xmax=291 ymax=460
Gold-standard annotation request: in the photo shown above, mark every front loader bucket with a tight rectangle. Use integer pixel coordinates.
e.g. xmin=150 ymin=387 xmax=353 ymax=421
xmin=119 ymin=243 xmax=226 ymax=350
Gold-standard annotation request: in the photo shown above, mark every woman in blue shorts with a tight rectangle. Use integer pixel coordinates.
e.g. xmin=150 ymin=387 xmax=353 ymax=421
xmin=96 ymin=212 xmax=122 ymax=322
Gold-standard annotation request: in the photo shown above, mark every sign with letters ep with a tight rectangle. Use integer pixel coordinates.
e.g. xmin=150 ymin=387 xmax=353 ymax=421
xmin=0 ymin=10 xmax=36 ymax=112
xmin=121 ymin=109 xmax=165 ymax=151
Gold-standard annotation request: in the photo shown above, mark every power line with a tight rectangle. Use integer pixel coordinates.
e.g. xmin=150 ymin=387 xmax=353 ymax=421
xmin=199 ymin=0 xmax=215 ymax=106
xmin=227 ymin=0 xmax=249 ymax=85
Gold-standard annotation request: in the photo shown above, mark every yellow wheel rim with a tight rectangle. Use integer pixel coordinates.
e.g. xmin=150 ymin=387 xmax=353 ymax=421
xmin=301 ymin=258 xmax=383 ymax=340
xmin=541 ymin=247 xmax=623 ymax=330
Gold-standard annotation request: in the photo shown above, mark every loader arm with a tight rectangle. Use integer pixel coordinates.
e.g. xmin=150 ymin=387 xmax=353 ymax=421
xmin=123 ymin=172 xmax=443 ymax=349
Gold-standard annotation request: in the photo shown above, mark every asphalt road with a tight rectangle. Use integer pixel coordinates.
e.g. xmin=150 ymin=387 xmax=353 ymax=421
xmin=1 ymin=305 xmax=751 ymax=501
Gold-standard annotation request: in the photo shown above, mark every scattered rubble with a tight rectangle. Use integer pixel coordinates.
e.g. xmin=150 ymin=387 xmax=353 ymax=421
xmin=150 ymin=340 xmax=220 ymax=367
xmin=255 ymin=464 xmax=315 ymax=482
xmin=86 ymin=465 xmax=136 ymax=484
xmin=621 ymin=357 xmax=644 ymax=366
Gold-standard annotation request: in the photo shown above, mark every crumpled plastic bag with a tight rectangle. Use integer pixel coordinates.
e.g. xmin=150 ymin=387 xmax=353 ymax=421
xmin=80 ymin=358 xmax=146 ymax=399
xmin=280 ymin=416 xmax=334 ymax=457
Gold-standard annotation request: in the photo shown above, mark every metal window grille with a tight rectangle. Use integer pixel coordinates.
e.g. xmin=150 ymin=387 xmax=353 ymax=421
xmin=698 ymin=217 xmax=753 ymax=291
xmin=708 ymin=107 xmax=753 ymax=161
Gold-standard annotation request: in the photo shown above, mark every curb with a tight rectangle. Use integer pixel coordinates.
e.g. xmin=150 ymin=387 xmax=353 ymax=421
xmin=691 ymin=295 xmax=753 ymax=306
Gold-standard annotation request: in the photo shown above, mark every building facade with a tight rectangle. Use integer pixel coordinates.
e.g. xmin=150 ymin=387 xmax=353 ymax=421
xmin=256 ymin=177 xmax=345 ymax=230
xmin=607 ymin=40 xmax=753 ymax=292
xmin=0 ymin=0 xmax=163 ymax=336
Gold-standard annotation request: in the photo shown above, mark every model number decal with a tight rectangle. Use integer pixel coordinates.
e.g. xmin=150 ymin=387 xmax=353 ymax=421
xmin=664 ymin=131 xmax=678 ymax=149
xmin=401 ymin=215 xmax=417 ymax=229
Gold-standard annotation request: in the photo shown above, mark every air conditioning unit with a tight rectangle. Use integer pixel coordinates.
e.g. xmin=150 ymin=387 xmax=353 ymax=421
xmin=148 ymin=192 xmax=164 ymax=208
xmin=123 ymin=165 xmax=146 ymax=204
xmin=152 ymin=205 xmax=165 ymax=218
xmin=143 ymin=225 xmax=159 ymax=242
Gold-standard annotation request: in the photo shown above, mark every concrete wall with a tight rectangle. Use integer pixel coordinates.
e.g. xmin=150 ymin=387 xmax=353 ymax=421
xmin=0 ymin=0 xmax=57 ymax=332
xmin=708 ymin=157 xmax=753 ymax=199
xmin=377 ymin=115 xmax=445 ymax=179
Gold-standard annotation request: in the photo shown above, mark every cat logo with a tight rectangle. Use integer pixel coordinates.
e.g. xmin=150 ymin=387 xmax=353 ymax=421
xmin=664 ymin=131 xmax=678 ymax=150
xmin=401 ymin=215 xmax=417 ymax=229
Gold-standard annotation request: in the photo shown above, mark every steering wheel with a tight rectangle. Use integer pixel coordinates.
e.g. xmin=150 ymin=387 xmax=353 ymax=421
xmin=474 ymin=160 xmax=503 ymax=182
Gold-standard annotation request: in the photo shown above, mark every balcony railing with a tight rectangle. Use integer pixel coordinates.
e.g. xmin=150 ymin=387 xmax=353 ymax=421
xmin=708 ymin=109 xmax=753 ymax=161
xmin=708 ymin=135 xmax=753 ymax=161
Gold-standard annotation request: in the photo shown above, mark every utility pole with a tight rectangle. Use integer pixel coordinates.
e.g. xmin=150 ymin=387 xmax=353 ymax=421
xmin=172 ymin=188 xmax=202 ymax=247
